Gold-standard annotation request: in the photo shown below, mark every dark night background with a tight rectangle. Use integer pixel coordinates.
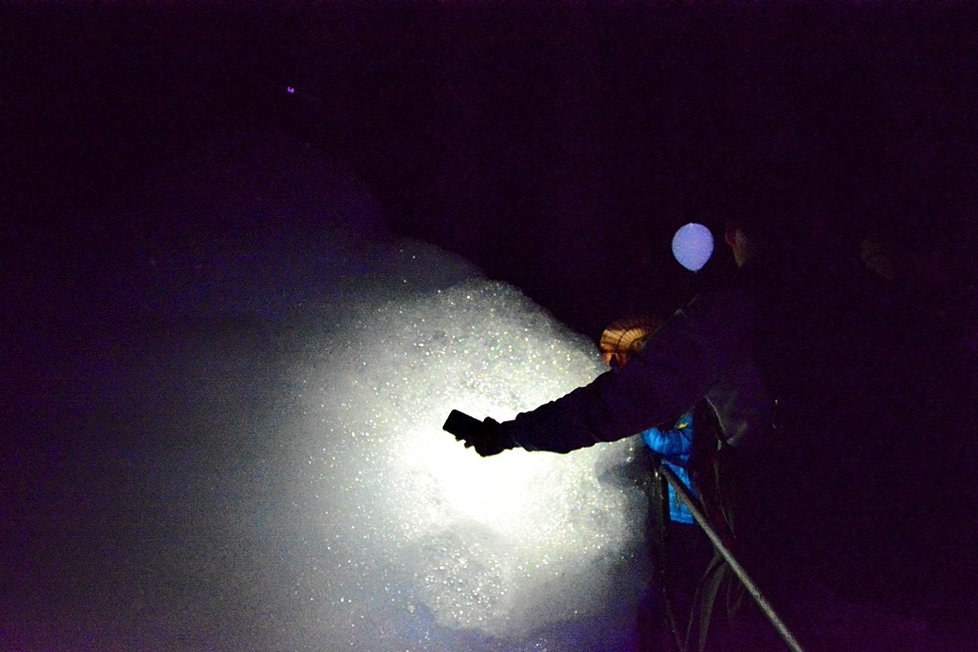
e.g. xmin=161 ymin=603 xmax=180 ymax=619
xmin=3 ymin=1 xmax=978 ymax=649
xmin=5 ymin=1 xmax=977 ymax=337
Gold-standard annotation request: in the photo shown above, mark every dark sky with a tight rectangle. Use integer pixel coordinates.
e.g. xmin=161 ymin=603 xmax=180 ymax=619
xmin=4 ymin=1 xmax=978 ymax=336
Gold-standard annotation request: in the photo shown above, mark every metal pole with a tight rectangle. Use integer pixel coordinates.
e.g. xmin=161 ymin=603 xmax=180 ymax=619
xmin=657 ymin=464 xmax=805 ymax=652
xmin=650 ymin=460 xmax=684 ymax=648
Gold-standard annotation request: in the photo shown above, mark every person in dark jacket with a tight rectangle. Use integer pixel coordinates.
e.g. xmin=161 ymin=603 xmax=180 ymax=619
xmin=597 ymin=315 xmax=702 ymax=526
xmin=444 ymin=210 xmax=817 ymax=649
xmin=448 ymin=216 xmax=774 ymax=458
xmin=599 ymin=315 xmax=715 ymax=650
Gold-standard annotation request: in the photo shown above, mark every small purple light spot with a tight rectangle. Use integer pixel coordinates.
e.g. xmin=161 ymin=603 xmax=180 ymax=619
xmin=286 ymin=86 xmax=296 ymax=95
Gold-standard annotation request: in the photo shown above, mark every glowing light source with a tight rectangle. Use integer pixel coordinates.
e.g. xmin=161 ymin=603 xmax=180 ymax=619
xmin=286 ymin=85 xmax=296 ymax=94
xmin=671 ymin=222 xmax=714 ymax=272
xmin=299 ymin=275 xmax=647 ymax=642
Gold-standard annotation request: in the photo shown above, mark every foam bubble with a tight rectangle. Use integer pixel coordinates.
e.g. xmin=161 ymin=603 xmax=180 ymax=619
xmin=286 ymin=271 xmax=649 ymax=646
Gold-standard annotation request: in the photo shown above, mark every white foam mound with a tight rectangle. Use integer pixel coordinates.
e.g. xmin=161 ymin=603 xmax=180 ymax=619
xmin=285 ymin=272 xmax=648 ymax=648
xmin=22 ymin=130 xmax=651 ymax=650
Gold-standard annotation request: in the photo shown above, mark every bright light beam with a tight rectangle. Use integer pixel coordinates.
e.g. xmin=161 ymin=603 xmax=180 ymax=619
xmin=296 ymin=274 xmax=648 ymax=642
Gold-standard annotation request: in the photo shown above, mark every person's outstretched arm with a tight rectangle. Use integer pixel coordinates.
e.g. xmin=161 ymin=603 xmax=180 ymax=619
xmin=449 ymin=287 xmax=751 ymax=455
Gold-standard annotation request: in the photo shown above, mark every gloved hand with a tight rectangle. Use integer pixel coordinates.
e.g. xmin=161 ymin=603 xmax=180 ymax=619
xmin=443 ymin=410 xmax=516 ymax=456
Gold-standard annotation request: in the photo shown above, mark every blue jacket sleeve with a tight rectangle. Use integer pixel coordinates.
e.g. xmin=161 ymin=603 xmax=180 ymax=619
xmin=642 ymin=410 xmax=695 ymax=459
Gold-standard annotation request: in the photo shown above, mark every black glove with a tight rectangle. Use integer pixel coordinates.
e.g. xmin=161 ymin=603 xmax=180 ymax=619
xmin=443 ymin=410 xmax=516 ymax=456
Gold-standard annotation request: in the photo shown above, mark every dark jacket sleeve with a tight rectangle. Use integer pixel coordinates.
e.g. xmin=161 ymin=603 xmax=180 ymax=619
xmin=498 ymin=287 xmax=750 ymax=453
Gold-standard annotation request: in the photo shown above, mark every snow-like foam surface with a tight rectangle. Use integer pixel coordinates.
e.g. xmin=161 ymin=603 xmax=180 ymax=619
xmin=287 ymin=275 xmax=648 ymax=647
xmin=4 ymin=132 xmax=650 ymax=651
